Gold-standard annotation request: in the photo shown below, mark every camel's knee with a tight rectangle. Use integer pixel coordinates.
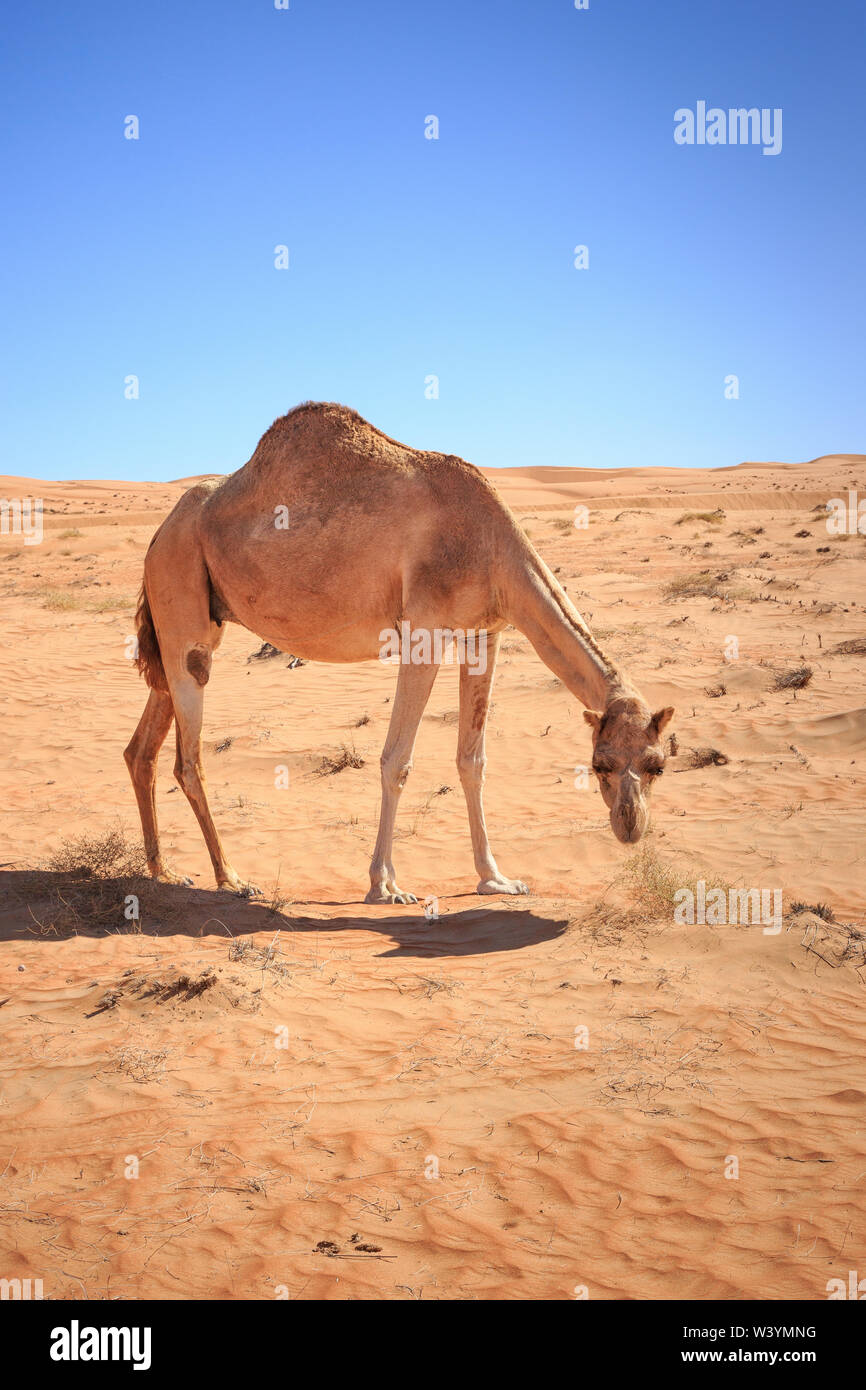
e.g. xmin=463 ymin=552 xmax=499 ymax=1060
xmin=381 ymin=753 xmax=413 ymax=792
xmin=458 ymin=752 xmax=486 ymax=787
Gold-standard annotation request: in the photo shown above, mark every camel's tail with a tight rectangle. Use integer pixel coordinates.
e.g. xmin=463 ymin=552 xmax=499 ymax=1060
xmin=134 ymin=587 xmax=168 ymax=692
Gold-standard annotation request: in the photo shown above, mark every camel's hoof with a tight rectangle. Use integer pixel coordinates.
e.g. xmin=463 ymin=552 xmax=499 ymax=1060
xmin=477 ymin=877 xmax=530 ymax=896
xmin=219 ymin=876 xmax=262 ymax=898
xmin=365 ymin=888 xmax=418 ymax=906
xmin=153 ymin=868 xmax=194 ymax=887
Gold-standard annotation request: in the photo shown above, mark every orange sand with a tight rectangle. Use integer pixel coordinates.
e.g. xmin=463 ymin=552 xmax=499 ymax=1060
xmin=1 ymin=452 xmax=864 ymax=1299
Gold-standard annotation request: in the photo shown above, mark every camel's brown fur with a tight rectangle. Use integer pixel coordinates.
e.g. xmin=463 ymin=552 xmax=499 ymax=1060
xmin=126 ymin=403 xmax=674 ymax=899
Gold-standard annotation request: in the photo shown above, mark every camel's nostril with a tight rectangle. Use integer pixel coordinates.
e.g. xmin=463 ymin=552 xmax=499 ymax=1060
xmin=612 ymin=801 xmax=647 ymax=845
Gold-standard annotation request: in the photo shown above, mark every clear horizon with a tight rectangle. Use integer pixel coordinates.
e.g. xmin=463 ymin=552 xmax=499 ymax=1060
xmin=1 ymin=0 xmax=864 ymax=483
xmin=3 ymin=447 xmax=863 ymax=490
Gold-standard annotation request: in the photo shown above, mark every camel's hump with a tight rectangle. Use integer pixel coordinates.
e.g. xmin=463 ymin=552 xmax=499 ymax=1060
xmin=255 ymin=401 xmax=417 ymax=457
xmin=246 ymin=400 xmax=503 ymax=504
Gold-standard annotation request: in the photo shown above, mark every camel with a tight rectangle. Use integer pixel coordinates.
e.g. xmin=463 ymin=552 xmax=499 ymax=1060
xmin=125 ymin=402 xmax=674 ymax=902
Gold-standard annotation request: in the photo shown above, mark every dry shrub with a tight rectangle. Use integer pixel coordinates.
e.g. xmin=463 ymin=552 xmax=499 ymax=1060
xmin=663 ymin=571 xmax=750 ymax=601
xmin=40 ymin=589 xmax=133 ymax=613
xmin=771 ymin=666 xmax=813 ymax=691
xmin=619 ymin=845 xmax=731 ymax=918
xmin=110 ymin=1046 xmax=171 ymax=1083
xmin=48 ymin=827 xmax=147 ymax=879
xmin=316 ymin=744 xmax=365 ymax=776
xmin=791 ymin=901 xmax=834 ymax=922
xmin=675 ymin=509 xmax=724 ymax=525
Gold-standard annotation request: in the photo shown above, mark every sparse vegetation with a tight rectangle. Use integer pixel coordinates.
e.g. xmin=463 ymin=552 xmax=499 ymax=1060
xmin=620 ymin=845 xmax=731 ymax=918
xmin=110 ymin=1046 xmax=171 ymax=1083
xmin=675 ymin=509 xmax=724 ymax=525
xmin=41 ymin=589 xmax=78 ymax=611
xmin=316 ymin=744 xmax=365 ymax=776
xmin=48 ymin=827 xmax=147 ymax=879
xmin=791 ymin=901 xmax=834 ymax=922
xmin=40 ymin=588 xmax=134 ymax=613
xmin=684 ymin=747 xmax=729 ymax=769
xmin=771 ymin=666 xmax=813 ymax=691
xmin=663 ymin=570 xmax=750 ymax=601
xmin=830 ymin=637 xmax=866 ymax=655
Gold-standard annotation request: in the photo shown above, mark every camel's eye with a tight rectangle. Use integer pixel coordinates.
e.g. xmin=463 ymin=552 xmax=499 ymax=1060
xmin=649 ymin=767 xmax=664 ymax=777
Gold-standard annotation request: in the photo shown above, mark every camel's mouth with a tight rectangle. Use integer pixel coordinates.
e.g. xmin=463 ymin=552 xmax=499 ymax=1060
xmin=610 ymin=804 xmax=649 ymax=844
xmin=613 ymin=823 xmax=645 ymax=845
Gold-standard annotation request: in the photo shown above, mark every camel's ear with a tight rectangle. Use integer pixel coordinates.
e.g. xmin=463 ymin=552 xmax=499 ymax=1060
xmin=583 ymin=710 xmax=603 ymax=733
xmin=650 ymin=706 xmax=675 ymax=738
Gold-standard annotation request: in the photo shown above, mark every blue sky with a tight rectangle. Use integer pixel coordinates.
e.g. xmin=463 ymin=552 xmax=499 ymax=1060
xmin=1 ymin=0 xmax=863 ymax=481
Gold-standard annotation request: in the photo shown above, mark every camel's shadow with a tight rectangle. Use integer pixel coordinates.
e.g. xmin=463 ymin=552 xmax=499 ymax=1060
xmin=0 ymin=869 xmax=568 ymax=959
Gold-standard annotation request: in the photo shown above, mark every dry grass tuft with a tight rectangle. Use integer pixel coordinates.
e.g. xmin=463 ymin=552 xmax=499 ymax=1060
xmin=316 ymin=744 xmax=365 ymax=776
xmin=110 ymin=1046 xmax=171 ymax=1083
xmin=771 ymin=666 xmax=813 ymax=691
xmin=829 ymin=637 xmax=866 ymax=656
xmin=48 ymin=827 xmax=147 ymax=879
xmin=40 ymin=588 xmax=134 ymax=613
xmin=675 ymin=509 xmax=725 ymax=525
xmin=791 ymin=901 xmax=835 ymax=923
xmin=663 ymin=570 xmax=750 ymax=601
xmin=618 ymin=845 xmax=732 ymax=919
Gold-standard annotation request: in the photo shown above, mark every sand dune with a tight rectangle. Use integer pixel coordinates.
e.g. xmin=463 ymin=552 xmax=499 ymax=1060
xmin=1 ymin=451 xmax=864 ymax=1299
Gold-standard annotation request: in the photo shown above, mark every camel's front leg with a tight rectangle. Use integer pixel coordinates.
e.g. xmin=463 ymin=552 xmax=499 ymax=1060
xmin=365 ymin=657 xmax=440 ymax=905
xmin=457 ymin=633 xmax=529 ymax=896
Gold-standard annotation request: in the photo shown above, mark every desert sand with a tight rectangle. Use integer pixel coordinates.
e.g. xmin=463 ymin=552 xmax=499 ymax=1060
xmin=1 ymin=451 xmax=864 ymax=1300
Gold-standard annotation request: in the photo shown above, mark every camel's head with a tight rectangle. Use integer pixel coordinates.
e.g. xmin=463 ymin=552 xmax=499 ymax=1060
xmin=583 ymin=698 xmax=675 ymax=845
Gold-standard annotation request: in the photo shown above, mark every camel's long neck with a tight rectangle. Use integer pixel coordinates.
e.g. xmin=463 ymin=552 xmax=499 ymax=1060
xmin=503 ymin=549 xmax=636 ymax=711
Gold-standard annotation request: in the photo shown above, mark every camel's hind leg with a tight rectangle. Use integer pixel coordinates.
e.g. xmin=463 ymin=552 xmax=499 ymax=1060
xmin=457 ymin=633 xmax=528 ymax=896
xmin=140 ymin=495 xmax=258 ymax=896
xmin=167 ymin=669 xmax=258 ymax=895
xmin=124 ymin=688 xmax=189 ymax=884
